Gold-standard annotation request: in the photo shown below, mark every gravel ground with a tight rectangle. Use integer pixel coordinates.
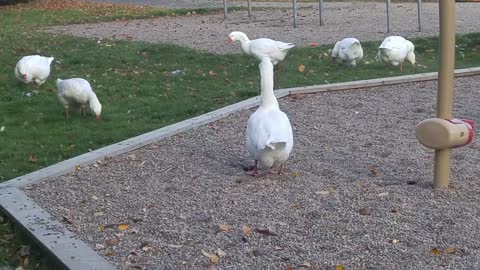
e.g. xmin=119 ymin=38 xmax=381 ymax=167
xmin=46 ymin=2 xmax=480 ymax=54
xmin=26 ymin=76 xmax=480 ymax=269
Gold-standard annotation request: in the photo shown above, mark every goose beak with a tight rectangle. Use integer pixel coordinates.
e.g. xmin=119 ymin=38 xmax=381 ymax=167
xmin=227 ymin=37 xmax=232 ymax=44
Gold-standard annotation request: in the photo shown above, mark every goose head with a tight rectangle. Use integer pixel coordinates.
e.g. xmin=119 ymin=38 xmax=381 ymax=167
xmin=227 ymin=31 xmax=249 ymax=45
xmin=89 ymin=95 xmax=102 ymax=120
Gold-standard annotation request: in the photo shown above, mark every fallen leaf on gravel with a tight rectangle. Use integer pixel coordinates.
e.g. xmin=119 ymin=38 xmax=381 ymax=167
xmin=377 ymin=192 xmax=389 ymax=197
xmin=210 ymin=254 xmax=219 ymax=264
xmin=255 ymin=228 xmax=278 ymax=236
xmin=61 ymin=216 xmax=73 ymax=224
xmin=298 ymin=64 xmax=306 ymax=73
xmin=431 ymin=247 xmax=442 ymax=255
xmin=28 ymin=154 xmax=37 ymax=163
xmin=242 ymin=225 xmax=253 ymax=236
xmin=95 ymin=243 xmax=105 ymax=250
xmin=327 ymin=186 xmax=335 ymax=193
xmin=216 ymin=248 xmax=226 ymax=257
xmin=201 ymin=250 xmax=213 ymax=258
xmin=219 ymin=224 xmax=231 ymax=232
xmin=127 ymin=154 xmax=137 ymax=160
xmin=368 ymin=165 xmax=379 ymax=176
xmin=310 ymin=42 xmax=319 ymax=47
xmin=336 ymin=264 xmax=345 ymax=270
xmin=201 ymin=249 xmax=219 ymax=263
xmin=94 ymin=211 xmax=104 ymax=217
xmin=445 ymin=247 xmax=458 ymax=254
xmin=91 ymin=195 xmax=98 ymax=200
xmin=75 ymin=165 xmax=81 ymax=171
xmin=107 ymin=237 xmax=119 ymax=246
xmin=358 ymin=207 xmax=370 ymax=216
xmin=289 ymin=94 xmax=306 ymax=101
xmin=99 ymin=225 xmax=105 ymax=231
xmin=392 ymin=239 xmax=400 ymax=244
xmin=117 ymin=224 xmax=130 ymax=231
xmin=300 ymin=261 xmax=312 ymax=268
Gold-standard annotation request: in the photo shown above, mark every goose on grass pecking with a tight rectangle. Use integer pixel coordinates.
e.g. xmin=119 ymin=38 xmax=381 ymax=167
xmin=245 ymin=56 xmax=294 ymax=176
xmin=377 ymin=36 xmax=416 ymax=71
xmin=56 ymin=78 xmax=102 ymax=120
xmin=227 ymin=31 xmax=295 ymax=65
xmin=14 ymin=55 xmax=54 ymax=85
xmin=331 ymin=37 xmax=364 ymax=67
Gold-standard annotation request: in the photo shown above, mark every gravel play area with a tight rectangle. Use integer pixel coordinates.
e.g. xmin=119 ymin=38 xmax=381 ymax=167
xmin=25 ymin=76 xmax=480 ymax=269
xmin=46 ymin=2 xmax=480 ymax=54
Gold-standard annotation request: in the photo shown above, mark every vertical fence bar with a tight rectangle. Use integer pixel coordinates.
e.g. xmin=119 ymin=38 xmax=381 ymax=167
xmin=433 ymin=0 xmax=456 ymax=189
xmin=247 ymin=0 xmax=252 ymax=17
xmin=386 ymin=0 xmax=391 ymax=33
xmin=293 ymin=0 xmax=298 ymax=28
xmin=417 ymin=0 xmax=423 ymax=31
xmin=319 ymin=0 xmax=325 ymax=26
xmin=223 ymin=0 xmax=227 ymax=20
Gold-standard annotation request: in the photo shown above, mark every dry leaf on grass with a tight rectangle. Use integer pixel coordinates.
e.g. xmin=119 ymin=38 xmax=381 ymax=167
xmin=297 ymin=64 xmax=306 ymax=73
xmin=208 ymin=70 xmax=217 ymax=79
xmin=28 ymin=154 xmax=37 ymax=163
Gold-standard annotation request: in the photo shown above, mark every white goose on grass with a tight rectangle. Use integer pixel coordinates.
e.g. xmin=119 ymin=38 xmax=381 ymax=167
xmin=56 ymin=78 xmax=102 ymax=120
xmin=227 ymin=31 xmax=295 ymax=65
xmin=331 ymin=37 xmax=364 ymax=67
xmin=377 ymin=36 xmax=416 ymax=71
xmin=245 ymin=56 xmax=294 ymax=176
xmin=14 ymin=55 xmax=54 ymax=85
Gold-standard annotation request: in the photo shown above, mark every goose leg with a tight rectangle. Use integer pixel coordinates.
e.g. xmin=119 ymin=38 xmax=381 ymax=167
xmin=245 ymin=160 xmax=260 ymax=176
xmin=400 ymin=62 xmax=403 ymax=71
xmin=81 ymin=105 xmax=86 ymax=117
xmin=64 ymin=107 xmax=69 ymax=119
xmin=277 ymin=163 xmax=286 ymax=175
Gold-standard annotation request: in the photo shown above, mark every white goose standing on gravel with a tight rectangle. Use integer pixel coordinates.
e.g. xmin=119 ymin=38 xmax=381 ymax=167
xmin=56 ymin=78 xmax=102 ymax=120
xmin=377 ymin=36 xmax=416 ymax=71
xmin=227 ymin=31 xmax=295 ymax=65
xmin=14 ymin=55 xmax=54 ymax=85
xmin=245 ymin=57 xmax=294 ymax=176
xmin=331 ymin=37 xmax=364 ymax=67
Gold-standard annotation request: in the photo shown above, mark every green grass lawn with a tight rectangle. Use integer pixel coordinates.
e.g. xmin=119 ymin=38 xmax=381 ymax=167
xmin=0 ymin=2 xmax=479 ymax=268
